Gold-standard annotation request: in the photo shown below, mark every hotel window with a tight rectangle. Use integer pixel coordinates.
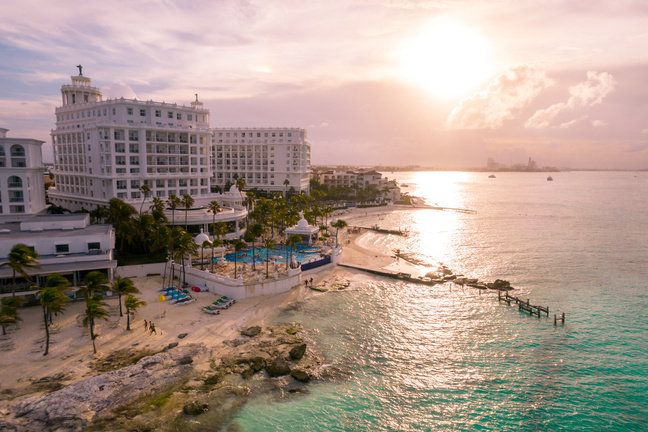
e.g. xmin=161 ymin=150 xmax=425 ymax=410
xmin=155 ymin=110 xmax=161 ymax=117
xmin=112 ymin=108 xmax=116 ymax=115
xmin=168 ymin=112 xmax=173 ymax=119
xmin=187 ymin=114 xmax=193 ymax=121
xmin=257 ymin=133 xmax=261 ymax=137
xmin=140 ymin=109 xmax=146 ymax=116
xmin=88 ymin=242 xmax=101 ymax=250
xmin=55 ymin=244 xmax=70 ymax=254
xmin=177 ymin=113 xmax=182 ymax=120
xmin=127 ymin=108 xmax=133 ymax=115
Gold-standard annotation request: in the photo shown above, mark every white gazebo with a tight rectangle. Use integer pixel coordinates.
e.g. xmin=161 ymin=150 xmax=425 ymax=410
xmin=285 ymin=212 xmax=319 ymax=245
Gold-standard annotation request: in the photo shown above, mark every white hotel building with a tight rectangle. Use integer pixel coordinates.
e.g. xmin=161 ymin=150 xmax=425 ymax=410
xmin=48 ymin=72 xmax=310 ymax=213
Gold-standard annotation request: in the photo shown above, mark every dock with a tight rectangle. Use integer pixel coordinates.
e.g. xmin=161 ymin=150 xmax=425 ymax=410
xmin=338 ymin=264 xmax=442 ymax=286
xmin=355 ymin=226 xmax=409 ymax=236
xmin=498 ymin=291 xmax=563 ymax=323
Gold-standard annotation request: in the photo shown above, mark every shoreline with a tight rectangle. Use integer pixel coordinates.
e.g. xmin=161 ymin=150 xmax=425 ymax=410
xmin=0 ymin=204 xmax=407 ymax=429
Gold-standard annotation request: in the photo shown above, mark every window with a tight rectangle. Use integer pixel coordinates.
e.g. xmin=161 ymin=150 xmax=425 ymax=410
xmin=155 ymin=110 xmax=161 ymax=117
xmin=127 ymin=108 xmax=133 ymax=115
xmin=112 ymin=108 xmax=116 ymax=115
xmin=176 ymin=113 xmax=181 ymax=120
xmin=140 ymin=109 xmax=146 ymax=116
xmin=56 ymin=244 xmax=70 ymax=254
xmin=88 ymin=242 xmax=101 ymax=250
xmin=187 ymin=114 xmax=193 ymax=121
xmin=168 ymin=111 xmax=173 ymax=119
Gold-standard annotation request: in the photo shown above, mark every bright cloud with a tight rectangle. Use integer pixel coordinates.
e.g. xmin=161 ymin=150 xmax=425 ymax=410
xmin=102 ymin=82 xmax=137 ymax=100
xmin=445 ymin=65 xmax=554 ymax=129
xmin=524 ymin=71 xmax=616 ymax=129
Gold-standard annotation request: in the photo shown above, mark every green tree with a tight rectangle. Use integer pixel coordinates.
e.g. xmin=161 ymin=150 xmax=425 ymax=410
xmin=200 ymin=239 xmax=212 ymax=271
xmin=124 ymin=295 xmax=146 ymax=331
xmin=0 ymin=297 xmax=20 ymax=336
xmin=172 ymin=229 xmax=197 ymax=288
xmin=79 ymin=271 xmax=109 ymax=300
xmin=42 ymin=273 xmax=70 ymax=324
xmin=283 ymin=178 xmax=290 ymax=197
xmin=247 ymin=223 xmax=265 ymax=271
xmin=285 ymin=234 xmax=302 ymax=270
xmin=208 ymin=200 xmax=221 ymax=237
xmin=1 ymin=244 xmax=41 ymax=297
xmin=40 ymin=281 xmax=68 ymax=356
xmin=139 ymin=184 xmax=151 ymax=216
xmin=167 ymin=194 xmax=181 ymax=227
xmin=232 ymin=239 xmax=247 ymax=279
xmin=236 ymin=178 xmax=246 ymax=195
xmin=111 ymin=276 xmax=140 ymax=317
xmin=83 ymin=293 xmax=110 ymax=354
xmin=181 ymin=194 xmax=195 ymax=230
xmin=331 ymin=219 xmax=348 ymax=247
xmin=150 ymin=196 xmax=165 ymax=214
xmin=263 ymin=237 xmax=277 ymax=279
xmin=107 ymin=199 xmax=137 ymax=251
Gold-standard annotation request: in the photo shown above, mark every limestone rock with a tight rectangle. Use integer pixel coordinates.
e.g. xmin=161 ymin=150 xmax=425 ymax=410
xmin=290 ymin=369 xmax=310 ymax=382
xmin=289 ymin=344 xmax=307 ymax=360
xmin=183 ymin=400 xmax=209 ymax=416
xmin=241 ymin=326 xmax=262 ymax=337
xmin=265 ymin=357 xmax=291 ymax=377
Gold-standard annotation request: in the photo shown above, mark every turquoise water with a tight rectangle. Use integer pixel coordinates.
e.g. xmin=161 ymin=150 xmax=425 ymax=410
xmin=232 ymin=171 xmax=648 ymax=431
xmin=223 ymin=244 xmax=324 ymax=265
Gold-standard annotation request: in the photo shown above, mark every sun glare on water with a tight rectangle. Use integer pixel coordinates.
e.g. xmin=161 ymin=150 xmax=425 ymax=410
xmin=398 ymin=20 xmax=492 ymax=99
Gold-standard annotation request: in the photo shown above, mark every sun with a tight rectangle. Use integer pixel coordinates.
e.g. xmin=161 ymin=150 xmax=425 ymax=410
xmin=398 ymin=20 xmax=492 ymax=99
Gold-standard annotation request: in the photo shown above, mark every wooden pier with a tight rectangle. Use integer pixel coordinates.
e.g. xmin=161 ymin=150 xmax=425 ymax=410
xmin=497 ymin=290 xmax=563 ymax=323
xmin=355 ymin=226 xmax=409 ymax=236
xmin=337 ymin=264 xmax=440 ymax=286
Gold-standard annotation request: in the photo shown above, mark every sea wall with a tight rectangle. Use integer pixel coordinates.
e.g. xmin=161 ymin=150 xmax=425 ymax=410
xmin=173 ymin=263 xmax=302 ymax=300
xmin=115 ymin=262 xmax=167 ymax=278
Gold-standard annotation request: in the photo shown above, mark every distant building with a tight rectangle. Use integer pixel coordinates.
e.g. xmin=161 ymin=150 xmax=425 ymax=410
xmin=0 ymin=128 xmax=48 ymax=221
xmin=311 ymin=168 xmax=400 ymax=202
xmin=48 ymin=71 xmax=311 ymax=214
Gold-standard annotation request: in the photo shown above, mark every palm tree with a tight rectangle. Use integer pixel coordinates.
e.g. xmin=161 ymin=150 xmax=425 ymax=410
xmin=124 ymin=295 xmax=146 ymax=331
xmin=285 ymin=234 xmax=302 ymax=270
xmin=248 ymin=223 xmax=264 ymax=271
xmin=83 ymin=293 xmax=110 ymax=354
xmin=139 ymin=184 xmax=151 ymax=215
xmin=181 ymin=194 xmax=195 ymax=230
xmin=107 ymin=199 xmax=137 ymax=251
xmin=208 ymin=200 xmax=221 ymax=237
xmin=235 ymin=178 xmax=246 ymax=195
xmin=1 ymin=244 xmax=41 ymax=297
xmin=213 ymin=221 xmax=228 ymax=243
xmin=283 ymin=178 xmax=290 ymax=197
xmin=331 ymin=219 xmax=348 ymax=247
xmin=232 ymin=239 xmax=247 ymax=279
xmin=40 ymin=284 xmax=68 ymax=356
xmin=166 ymin=194 xmax=181 ymax=227
xmin=200 ymin=239 xmax=212 ymax=271
xmin=174 ymin=229 xmax=197 ymax=288
xmin=150 ymin=196 xmax=165 ymax=214
xmin=42 ymin=273 xmax=70 ymax=324
xmin=80 ymin=271 xmax=110 ymax=300
xmin=263 ymin=237 xmax=277 ymax=279
xmin=210 ymin=238 xmax=222 ymax=273
xmin=0 ymin=297 xmax=20 ymax=336
xmin=111 ymin=276 xmax=140 ymax=317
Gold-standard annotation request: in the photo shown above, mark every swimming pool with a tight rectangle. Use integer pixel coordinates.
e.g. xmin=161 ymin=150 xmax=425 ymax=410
xmin=223 ymin=244 xmax=325 ymax=265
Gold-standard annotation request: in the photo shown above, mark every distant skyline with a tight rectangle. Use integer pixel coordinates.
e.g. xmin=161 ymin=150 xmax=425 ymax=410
xmin=2 ymin=0 xmax=648 ymax=169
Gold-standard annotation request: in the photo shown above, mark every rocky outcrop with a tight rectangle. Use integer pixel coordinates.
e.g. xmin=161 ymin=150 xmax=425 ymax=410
xmin=183 ymin=400 xmax=209 ymax=415
xmin=11 ymin=345 xmax=203 ymax=432
xmin=290 ymin=368 xmax=310 ymax=382
xmin=266 ymin=356 xmax=291 ymax=377
xmin=289 ymin=344 xmax=307 ymax=360
xmin=241 ymin=325 xmax=262 ymax=337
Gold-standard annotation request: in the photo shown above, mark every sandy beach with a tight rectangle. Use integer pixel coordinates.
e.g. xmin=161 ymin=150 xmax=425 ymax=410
xmin=0 ymin=204 xmax=411 ymax=428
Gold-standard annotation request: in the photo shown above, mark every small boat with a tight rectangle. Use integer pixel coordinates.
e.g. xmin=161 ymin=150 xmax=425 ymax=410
xmin=202 ymin=306 xmax=220 ymax=315
xmin=488 ymin=175 xmax=496 ymax=178
xmin=547 ymin=176 xmax=553 ymax=181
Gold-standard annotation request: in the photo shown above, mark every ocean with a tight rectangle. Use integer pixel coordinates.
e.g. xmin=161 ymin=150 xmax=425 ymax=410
xmin=233 ymin=171 xmax=648 ymax=431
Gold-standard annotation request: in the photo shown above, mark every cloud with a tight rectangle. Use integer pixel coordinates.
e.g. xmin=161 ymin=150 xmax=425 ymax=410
xmin=592 ymin=120 xmax=607 ymax=127
xmin=445 ymin=65 xmax=554 ymax=130
xmin=102 ymin=82 xmax=137 ymax=100
xmin=558 ymin=116 xmax=588 ymax=129
xmin=524 ymin=71 xmax=616 ymax=129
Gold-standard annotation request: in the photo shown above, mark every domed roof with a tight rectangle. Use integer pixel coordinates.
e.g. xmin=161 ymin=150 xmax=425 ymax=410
xmin=229 ymin=184 xmax=239 ymax=193
xmin=297 ymin=215 xmax=310 ymax=228
xmin=195 ymin=229 xmax=210 ymax=245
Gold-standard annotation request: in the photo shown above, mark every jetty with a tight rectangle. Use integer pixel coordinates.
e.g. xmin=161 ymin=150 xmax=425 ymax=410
xmin=337 ymin=264 xmax=444 ymax=286
xmin=354 ymin=225 xmax=409 ymax=236
xmin=498 ymin=290 xmax=564 ymax=324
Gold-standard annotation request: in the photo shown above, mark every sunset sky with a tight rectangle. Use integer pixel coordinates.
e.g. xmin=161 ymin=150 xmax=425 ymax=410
xmin=2 ymin=0 xmax=648 ymax=169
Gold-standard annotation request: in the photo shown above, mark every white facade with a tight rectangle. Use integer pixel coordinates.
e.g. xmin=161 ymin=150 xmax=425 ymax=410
xmin=212 ymin=127 xmax=310 ymax=194
xmin=49 ymin=72 xmax=311 ymax=212
xmin=0 ymin=213 xmax=116 ymax=297
xmin=0 ymin=128 xmax=48 ymax=221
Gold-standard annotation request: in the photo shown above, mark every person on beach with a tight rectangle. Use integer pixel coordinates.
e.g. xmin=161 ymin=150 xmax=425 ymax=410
xmin=309 ymin=277 xmax=313 ymax=285
xmin=304 ymin=280 xmax=308 ymax=287
xmin=144 ymin=319 xmax=148 ymax=331
xmin=149 ymin=322 xmax=156 ymax=335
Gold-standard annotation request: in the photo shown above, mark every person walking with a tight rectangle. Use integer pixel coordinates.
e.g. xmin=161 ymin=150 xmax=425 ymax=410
xmin=149 ymin=322 xmax=157 ymax=335
xmin=144 ymin=319 xmax=149 ymax=331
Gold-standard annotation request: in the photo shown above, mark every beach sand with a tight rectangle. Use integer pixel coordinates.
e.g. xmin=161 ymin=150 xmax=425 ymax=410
xmin=0 ymin=204 xmax=409 ymax=409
